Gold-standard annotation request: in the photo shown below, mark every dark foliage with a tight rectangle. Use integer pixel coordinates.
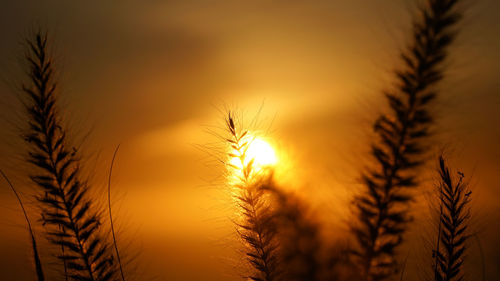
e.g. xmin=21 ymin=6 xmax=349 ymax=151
xmin=264 ymin=176 xmax=357 ymax=281
xmin=433 ymin=156 xmax=470 ymax=281
xmin=266 ymin=185 xmax=323 ymax=281
xmin=21 ymin=30 xmax=117 ymax=281
xmin=225 ymin=113 xmax=281 ymax=281
xmin=350 ymin=1 xmax=462 ymax=280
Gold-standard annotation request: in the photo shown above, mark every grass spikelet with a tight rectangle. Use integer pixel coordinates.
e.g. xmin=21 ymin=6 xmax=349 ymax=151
xmin=0 ymin=169 xmax=45 ymax=281
xmin=432 ymin=156 xmax=471 ymax=281
xmin=20 ymin=30 xmax=117 ymax=281
xmin=350 ymin=1 xmax=463 ymax=280
xmin=225 ymin=112 xmax=280 ymax=281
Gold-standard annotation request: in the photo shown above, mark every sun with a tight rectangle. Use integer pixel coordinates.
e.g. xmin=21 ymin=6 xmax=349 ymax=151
xmin=228 ymin=135 xmax=278 ymax=176
xmin=246 ymin=138 xmax=278 ymax=168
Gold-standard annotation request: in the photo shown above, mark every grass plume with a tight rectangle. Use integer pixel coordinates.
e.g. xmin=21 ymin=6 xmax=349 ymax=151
xmin=432 ymin=156 xmax=471 ymax=281
xmin=350 ymin=1 xmax=463 ymax=280
xmin=0 ymin=169 xmax=45 ymax=281
xmin=225 ymin=112 xmax=280 ymax=281
xmin=21 ymin=30 xmax=117 ymax=281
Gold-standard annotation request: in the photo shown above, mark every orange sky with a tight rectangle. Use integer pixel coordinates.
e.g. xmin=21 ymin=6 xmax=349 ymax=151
xmin=1 ymin=0 xmax=500 ymax=280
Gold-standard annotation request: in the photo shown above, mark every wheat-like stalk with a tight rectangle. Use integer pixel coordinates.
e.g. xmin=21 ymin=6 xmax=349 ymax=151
xmin=225 ymin=112 xmax=280 ymax=281
xmin=21 ymin=30 xmax=117 ymax=281
xmin=432 ymin=156 xmax=471 ymax=281
xmin=350 ymin=1 xmax=463 ymax=280
xmin=1 ymin=169 xmax=45 ymax=281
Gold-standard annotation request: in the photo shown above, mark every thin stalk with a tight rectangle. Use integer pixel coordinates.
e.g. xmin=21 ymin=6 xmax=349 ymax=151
xmin=473 ymin=233 xmax=485 ymax=281
xmin=399 ymin=253 xmax=409 ymax=281
xmin=0 ymin=169 xmax=45 ymax=281
xmin=433 ymin=186 xmax=443 ymax=281
xmin=108 ymin=144 xmax=125 ymax=281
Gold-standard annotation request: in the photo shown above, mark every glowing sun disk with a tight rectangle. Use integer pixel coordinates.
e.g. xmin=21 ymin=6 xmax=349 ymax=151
xmin=229 ymin=136 xmax=278 ymax=174
xmin=246 ymin=138 xmax=277 ymax=167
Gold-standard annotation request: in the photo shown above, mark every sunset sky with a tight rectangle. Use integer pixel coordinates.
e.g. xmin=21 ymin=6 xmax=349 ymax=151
xmin=1 ymin=0 xmax=500 ymax=280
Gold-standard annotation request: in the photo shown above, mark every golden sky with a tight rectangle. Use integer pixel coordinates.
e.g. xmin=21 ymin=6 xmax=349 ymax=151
xmin=1 ymin=0 xmax=500 ymax=280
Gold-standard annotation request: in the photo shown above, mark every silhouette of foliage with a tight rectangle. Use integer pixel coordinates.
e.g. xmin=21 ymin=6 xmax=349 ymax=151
xmin=432 ymin=156 xmax=471 ymax=281
xmin=225 ymin=112 xmax=281 ymax=281
xmin=350 ymin=1 xmax=463 ymax=280
xmin=265 ymin=185 xmax=323 ymax=281
xmin=21 ymin=30 xmax=117 ymax=281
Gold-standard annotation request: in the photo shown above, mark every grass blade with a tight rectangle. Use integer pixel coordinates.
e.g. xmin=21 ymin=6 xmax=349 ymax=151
xmin=108 ymin=144 xmax=126 ymax=281
xmin=0 ymin=169 xmax=45 ymax=281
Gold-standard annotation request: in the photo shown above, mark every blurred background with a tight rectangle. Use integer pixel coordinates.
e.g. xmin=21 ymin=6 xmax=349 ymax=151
xmin=0 ymin=0 xmax=499 ymax=280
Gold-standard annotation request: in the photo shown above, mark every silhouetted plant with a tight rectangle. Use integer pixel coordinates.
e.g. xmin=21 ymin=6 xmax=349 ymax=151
xmin=21 ymin=30 xmax=117 ymax=281
xmin=225 ymin=112 xmax=280 ymax=281
xmin=432 ymin=156 xmax=471 ymax=281
xmin=264 ymin=184 xmax=323 ymax=281
xmin=1 ymin=169 xmax=45 ymax=281
xmin=350 ymin=1 xmax=463 ymax=280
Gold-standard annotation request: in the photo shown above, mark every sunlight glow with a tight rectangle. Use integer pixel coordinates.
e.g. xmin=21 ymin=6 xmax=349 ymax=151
xmin=246 ymin=138 xmax=277 ymax=167
xmin=228 ymin=135 xmax=278 ymax=178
